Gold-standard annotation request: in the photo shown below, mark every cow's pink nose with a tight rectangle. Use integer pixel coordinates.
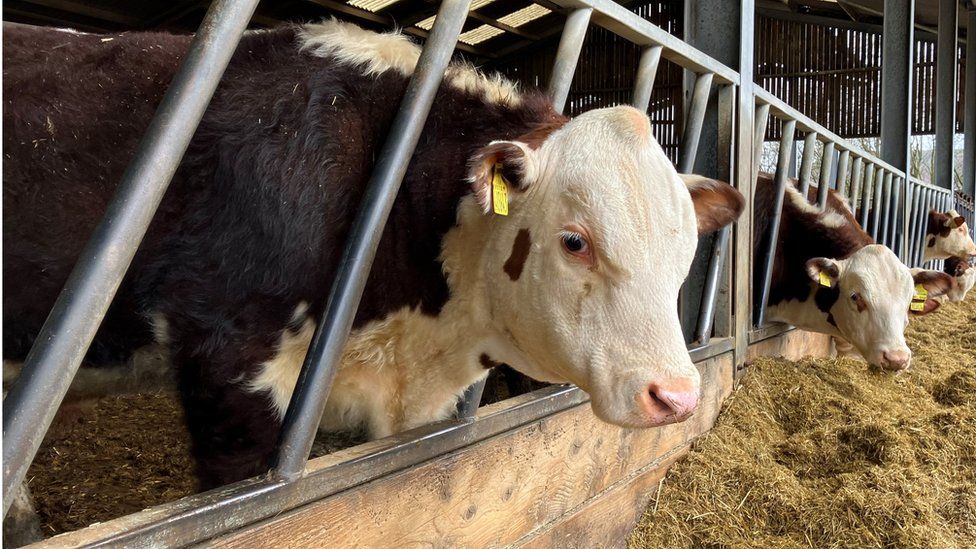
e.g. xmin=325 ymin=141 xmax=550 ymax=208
xmin=880 ymin=349 xmax=912 ymax=371
xmin=638 ymin=382 xmax=699 ymax=426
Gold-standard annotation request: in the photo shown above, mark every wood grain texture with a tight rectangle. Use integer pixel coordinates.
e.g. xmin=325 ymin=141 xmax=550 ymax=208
xmin=206 ymin=353 xmax=734 ymax=549
xmin=747 ymin=328 xmax=833 ymax=362
xmin=515 ymin=451 xmax=684 ymax=549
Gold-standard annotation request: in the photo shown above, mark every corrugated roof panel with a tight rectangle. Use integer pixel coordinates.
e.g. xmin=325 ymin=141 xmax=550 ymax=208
xmin=347 ymin=0 xmax=401 ymax=13
xmin=415 ymin=0 xmax=496 ymax=32
xmin=497 ymin=4 xmax=550 ymax=28
xmin=459 ymin=24 xmax=504 ymax=45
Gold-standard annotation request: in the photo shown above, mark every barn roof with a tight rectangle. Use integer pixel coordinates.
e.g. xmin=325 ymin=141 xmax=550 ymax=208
xmin=5 ymin=1 xmax=970 ymax=63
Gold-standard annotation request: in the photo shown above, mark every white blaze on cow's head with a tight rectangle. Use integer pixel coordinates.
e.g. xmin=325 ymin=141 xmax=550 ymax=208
xmin=925 ymin=210 xmax=976 ymax=261
xmin=443 ymin=106 xmax=744 ymax=428
xmin=805 ymin=245 xmax=954 ymax=371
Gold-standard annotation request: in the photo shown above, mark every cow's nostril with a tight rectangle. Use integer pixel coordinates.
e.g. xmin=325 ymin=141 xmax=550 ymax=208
xmin=881 ymin=350 xmax=911 ymax=371
xmin=646 ymin=384 xmax=699 ymax=419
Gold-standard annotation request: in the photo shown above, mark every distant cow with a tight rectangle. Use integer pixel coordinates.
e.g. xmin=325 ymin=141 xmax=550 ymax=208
xmin=942 ymin=256 xmax=976 ymax=303
xmin=754 ymin=173 xmax=953 ymax=371
xmin=3 ymin=21 xmax=743 ymax=487
xmin=924 ymin=209 xmax=976 ymax=262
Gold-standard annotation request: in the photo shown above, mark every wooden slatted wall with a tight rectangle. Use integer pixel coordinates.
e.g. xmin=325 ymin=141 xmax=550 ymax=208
xmin=757 ymin=14 xmax=967 ymax=140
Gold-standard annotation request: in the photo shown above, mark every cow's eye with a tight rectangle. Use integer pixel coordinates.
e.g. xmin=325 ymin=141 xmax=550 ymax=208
xmin=561 ymin=232 xmax=588 ymax=254
xmin=850 ymin=292 xmax=859 ymax=303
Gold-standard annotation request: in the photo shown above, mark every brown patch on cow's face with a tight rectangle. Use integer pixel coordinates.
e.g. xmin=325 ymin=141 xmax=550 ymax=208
xmin=479 ymin=353 xmax=500 ymax=369
xmin=927 ymin=211 xmax=951 ymax=237
xmin=503 ymin=229 xmax=531 ymax=281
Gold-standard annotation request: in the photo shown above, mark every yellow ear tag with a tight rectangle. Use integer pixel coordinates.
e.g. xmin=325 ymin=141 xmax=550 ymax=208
xmin=491 ymin=163 xmax=509 ymax=216
xmin=818 ymin=271 xmax=831 ymax=288
xmin=910 ymin=301 xmax=925 ymax=312
xmin=913 ymin=284 xmax=928 ymax=301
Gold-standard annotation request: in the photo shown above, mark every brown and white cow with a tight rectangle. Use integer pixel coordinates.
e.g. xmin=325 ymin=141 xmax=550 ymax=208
xmin=753 ymin=173 xmax=953 ymax=371
xmin=923 ymin=209 xmax=976 ymax=262
xmin=3 ymin=20 xmax=743 ymax=487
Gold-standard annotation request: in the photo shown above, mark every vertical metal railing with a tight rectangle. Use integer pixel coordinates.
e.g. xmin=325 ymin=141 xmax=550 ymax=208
xmin=754 ymin=118 xmax=796 ymax=327
xmin=1 ymin=0 xmax=262 ymax=514
xmin=271 ymin=0 xmax=474 ymax=477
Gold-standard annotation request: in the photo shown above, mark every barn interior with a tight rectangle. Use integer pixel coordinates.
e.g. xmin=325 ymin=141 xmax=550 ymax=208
xmin=3 ymin=0 xmax=976 ymax=547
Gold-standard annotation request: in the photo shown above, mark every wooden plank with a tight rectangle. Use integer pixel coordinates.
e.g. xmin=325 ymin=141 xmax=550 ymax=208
xmin=747 ymin=327 xmax=833 ymax=362
xmin=205 ymin=354 xmax=734 ymax=549
xmin=515 ymin=450 xmax=683 ymax=549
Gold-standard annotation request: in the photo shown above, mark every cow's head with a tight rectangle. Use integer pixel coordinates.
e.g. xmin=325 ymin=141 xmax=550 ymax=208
xmin=926 ymin=210 xmax=976 ymax=260
xmin=444 ymin=106 xmax=743 ymax=428
xmin=805 ymin=245 xmax=954 ymax=371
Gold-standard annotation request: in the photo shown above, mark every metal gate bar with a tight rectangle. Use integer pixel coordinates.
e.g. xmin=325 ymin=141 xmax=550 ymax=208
xmin=0 ymin=0 xmax=261 ymax=514
xmin=798 ymin=131 xmax=818 ymax=196
xmin=631 ymin=45 xmax=663 ymax=112
xmin=271 ymin=0 xmax=474 ymax=478
xmin=549 ymin=8 xmax=593 ymax=114
xmin=849 ymin=157 xmax=864 ymax=206
xmin=754 ymin=118 xmax=796 ymax=327
xmin=816 ymin=142 xmax=835 ymax=209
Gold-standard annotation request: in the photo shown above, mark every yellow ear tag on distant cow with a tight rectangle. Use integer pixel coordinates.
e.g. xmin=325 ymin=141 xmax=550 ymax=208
xmin=913 ymin=284 xmax=928 ymax=301
xmin=818 ymin=271 xmax=831 ymax=288
xmin=491 ymin=163 xmax=509 ymax=216
xmin=910 ymin=301 xmax=925 ymax=312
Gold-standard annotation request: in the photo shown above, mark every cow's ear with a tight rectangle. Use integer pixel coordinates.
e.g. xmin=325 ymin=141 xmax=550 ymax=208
xmin=952 ymin=215 xmax=966 ymax=228
xmin=910 ymin=297 xmax=943 ymax=316
xmin=468 ymin=140 xmax=537 ymax=214
xmin=679 ymin=174 xmax=745 ymax=235
xmin=805 ymin=257 xmax=840 ymax=288
xmin=912 ymin=269 xmax=956 ymax=298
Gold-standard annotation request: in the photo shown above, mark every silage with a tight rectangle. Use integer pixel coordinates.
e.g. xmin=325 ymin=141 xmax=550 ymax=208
xmin=631 ymin=294 xmax=976 ymax=548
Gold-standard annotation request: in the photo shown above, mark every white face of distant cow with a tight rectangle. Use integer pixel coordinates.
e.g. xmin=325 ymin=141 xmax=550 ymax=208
xmin=805 ymin=244 xmax=953 ymax=371
xmin=927 ymin=210 xmax=976 ymax=260
xmin=447 ymin=106 xmax=743 ymax=428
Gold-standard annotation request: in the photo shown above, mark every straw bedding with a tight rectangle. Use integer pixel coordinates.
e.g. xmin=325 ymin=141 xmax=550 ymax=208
xmin=631 ymin=293 xmax=976 ymax=548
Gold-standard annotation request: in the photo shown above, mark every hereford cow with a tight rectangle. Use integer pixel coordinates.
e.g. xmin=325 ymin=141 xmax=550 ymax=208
xmin=754 ymin=173 xmax=953 ymax=371
xmin=924 ymin=209 xmax=976 ymax=262
xmin=3 ymin=20 xmax=744 ymax=488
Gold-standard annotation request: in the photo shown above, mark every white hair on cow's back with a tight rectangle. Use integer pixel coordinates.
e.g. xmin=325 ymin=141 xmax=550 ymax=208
xmin=784 ymin=185 xmax=847 ymax=229
xmin=299 ymin=19 xmax=522 ymax=106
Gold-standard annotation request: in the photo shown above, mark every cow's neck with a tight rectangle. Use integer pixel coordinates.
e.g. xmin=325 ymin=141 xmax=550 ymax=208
xmin=766 ymin=284 xmax=843 ymax=338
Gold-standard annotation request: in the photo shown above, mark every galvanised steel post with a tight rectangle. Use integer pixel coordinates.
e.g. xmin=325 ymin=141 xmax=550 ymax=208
xmin=964 ymin=8 xmax=976 ymax=201
xmin=271 ymin=0 xmax=474 ymax=480
xmin=1 ymin=0 xmax=261 ymax=515
xmin=934 ymin=0 xmax=958 ymax=189
xmin=880 ymin=0 xmax=915 ymax=175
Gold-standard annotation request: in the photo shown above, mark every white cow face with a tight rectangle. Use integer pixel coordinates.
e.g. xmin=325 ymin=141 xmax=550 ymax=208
xmin=448 ymin=106 xmax=743 ymax=428
xmin=806 ymin=245 xmax=953 ymax=371
xmin=925 ymin=210 xmax=976 ymax=261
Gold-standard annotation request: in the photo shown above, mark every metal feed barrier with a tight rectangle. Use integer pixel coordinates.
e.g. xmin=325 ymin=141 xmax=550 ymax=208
xmin=1 ymin=0 xmax=745 ymax=543
xmin=751 ymin=87 xmax=958 ymax=331
xmin=0 ymin=0 xmax=966 ymax=544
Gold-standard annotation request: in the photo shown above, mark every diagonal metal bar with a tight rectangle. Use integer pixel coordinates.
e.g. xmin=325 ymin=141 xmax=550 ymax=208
xmin=755 ymin=119 xmax=796 ymax=327
xmin=816 ymin=142 xmax=835 ymax=209
xmin=1 ymin=0 xmax=260 ymax=516
xmin=631 ymin=45 xmax=663 ymax=112
xmin=270 ymin=0 xmax=474 ymax=480
xmin=798 ymin=131 xmax=818 ymax=198
xmin=548 ymin=8 xmax=593 ymax=114
xmin=678 ymin=72 xmax=714 ymax=173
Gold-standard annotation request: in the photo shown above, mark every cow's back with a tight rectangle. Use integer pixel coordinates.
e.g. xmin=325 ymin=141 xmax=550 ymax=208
xmin=3 ymin=25 xmax=190 ymax=360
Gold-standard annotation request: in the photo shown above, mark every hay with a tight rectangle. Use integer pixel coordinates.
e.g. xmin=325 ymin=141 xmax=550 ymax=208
xmin=630 ymin=294 xmax=976 ymax=549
